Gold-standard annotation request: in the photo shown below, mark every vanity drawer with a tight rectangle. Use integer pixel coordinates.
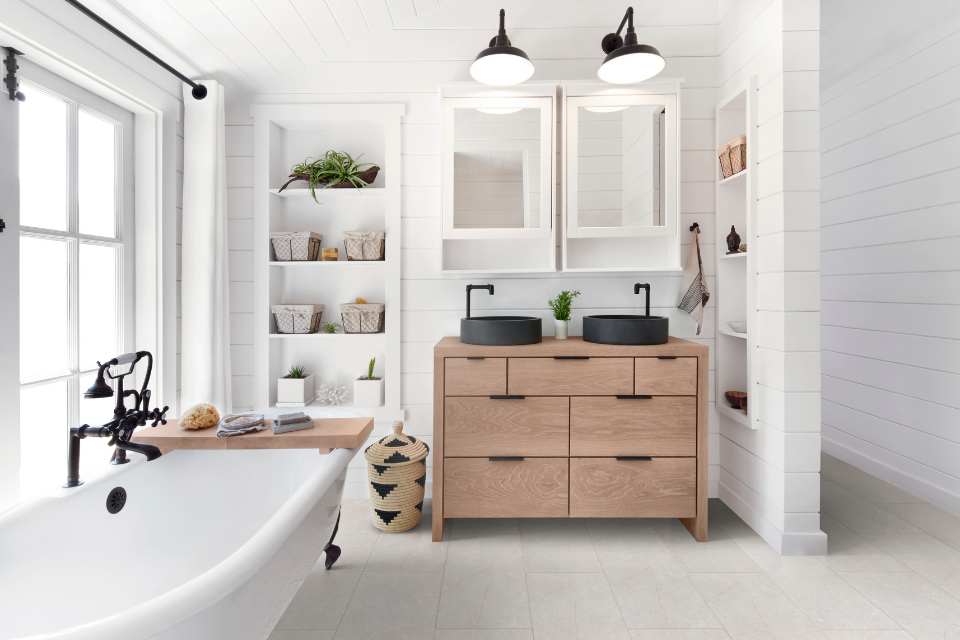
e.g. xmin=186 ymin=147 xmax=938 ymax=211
xmin=444 ymin=457 xmax=569 ymax=517
xmin=570 ymin=396 xmax=696 ymax=457
xmin=569 ymin=457 xmax=696 ymax=517
xmin=445 ymin=357 xmax=506 ymax=396
xmin=635 ymin=357 xmax=697 ymax=395
xmin=508 ymin=357 xmax=633 ymax=396
xmin=445 ymin=396 xmax=569 ymax=457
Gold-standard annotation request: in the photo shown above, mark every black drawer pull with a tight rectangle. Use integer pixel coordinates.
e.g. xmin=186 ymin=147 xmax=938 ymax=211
xmin=554 ymin=355 xmax=589 ymax=360
xmin=616 ymin=394 xmax=652 ymax=400
xmin=616 ymin=456 xmax=653 ymax=461
xmin=488 ymin=456 xmax=526 ymax=461
xmin=657 ymin=356 xmax=677 ymax=360
xmin=466 ymin=356 xmax=486 ymax=360
xmin=489 ymin=394 xmax=526 ymax=400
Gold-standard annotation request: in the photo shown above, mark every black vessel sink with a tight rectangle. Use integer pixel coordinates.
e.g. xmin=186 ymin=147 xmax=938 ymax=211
xmin=460 ymin=316 xmax=542 ymax=346
xmin=583 ymin=315 xmax=669 ymax=345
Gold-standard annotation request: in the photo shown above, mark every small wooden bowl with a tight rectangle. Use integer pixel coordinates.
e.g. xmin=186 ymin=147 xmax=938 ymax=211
xmin=725 ymin=390 xmax=747 ymax=411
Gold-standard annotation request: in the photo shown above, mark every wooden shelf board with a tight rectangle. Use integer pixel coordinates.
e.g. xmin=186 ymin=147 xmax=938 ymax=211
xmin=719 ymin=327 xmax=748 ymax=340
xmin=717 ymin=402 xmax=750 ymax=428
xmin=269 ymin=332 xmax=386 ymax=340
xmin=132 ymin=416 xmax=374 ymax=452
xmin=269 ymin=187 xmax=384 ymax=198
xmin=269 ymin=260 xmax=385 ymax=267
xmin=719 ymin=251 xmax=747 ymax=260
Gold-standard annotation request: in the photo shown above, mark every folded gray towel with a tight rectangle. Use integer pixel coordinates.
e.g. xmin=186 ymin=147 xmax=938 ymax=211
xmin=217 ymin=413 xmax=267 ymax=438
xmin=276 ymin=412 xmax=310 ymax=425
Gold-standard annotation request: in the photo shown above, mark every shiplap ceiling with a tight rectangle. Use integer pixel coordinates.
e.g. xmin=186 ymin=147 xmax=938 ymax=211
xmin=77 ymin=0 xmax=718 ymax=94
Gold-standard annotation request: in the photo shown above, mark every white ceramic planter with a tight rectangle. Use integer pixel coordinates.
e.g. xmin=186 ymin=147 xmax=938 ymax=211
xmin=354 ymin=378 xmax=384 ymax=407
xmin=277 ymin=374 xmax=315 ymax=406
xmin=554 ymin=319 xmax=569 ymax=340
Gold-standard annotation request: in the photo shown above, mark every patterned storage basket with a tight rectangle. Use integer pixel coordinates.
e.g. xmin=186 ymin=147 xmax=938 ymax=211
xmin=365 ymin=421 xmax=429 ymax=532
xmin=343 ymin=231 xmax=385 ymax=261
xmin=340 ymin=302 xmax=385 ymax=334
xmin=271 ymin=232 xmax=322 ymax=261
xmin=272 ymin=304 xmax=324 ymax=334
xmin=717 ymin=143 xmax=733 ymax=178
xmin=729 ymin=135 xmax=747 ymax=174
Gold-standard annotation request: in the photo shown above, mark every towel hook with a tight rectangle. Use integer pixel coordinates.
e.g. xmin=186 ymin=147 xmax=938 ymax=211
xmin=689 ymin=222 xmax=700 ymax=233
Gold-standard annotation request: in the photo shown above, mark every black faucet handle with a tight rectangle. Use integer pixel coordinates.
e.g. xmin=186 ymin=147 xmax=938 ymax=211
xmin=150 ymin=405 xmax=169 ymax=427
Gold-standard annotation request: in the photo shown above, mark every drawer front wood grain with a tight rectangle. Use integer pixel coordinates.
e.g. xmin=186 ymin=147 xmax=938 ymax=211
xmin=445 ymin=358 xmax=506 ymax=396
xmin=445 ymin=397 xmax=569 ymax=457
xmin=508 ymin=357 xmax=633 ymax=396
xmin=635 ymin=357 xmax=697 ymax=395
xmin=570 ymin=457 xmax=696 ymax=517
xmin=570 ymin=396 xmax=696 ymax=457
xmin=444 ymin=457 xmax=569 ymax=517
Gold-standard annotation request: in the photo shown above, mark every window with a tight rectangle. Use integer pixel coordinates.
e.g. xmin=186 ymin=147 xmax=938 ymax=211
xmin=18 ymin=70 xmax=133 ymax=499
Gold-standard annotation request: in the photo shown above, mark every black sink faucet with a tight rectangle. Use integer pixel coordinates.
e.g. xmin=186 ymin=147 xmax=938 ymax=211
xmin=466 ymin=284 xmax=494 ymax=319
xmin=66 ymin=351 xmax=168 ymax=488
xmin=634 ymin=283 xmax=651 ymax=317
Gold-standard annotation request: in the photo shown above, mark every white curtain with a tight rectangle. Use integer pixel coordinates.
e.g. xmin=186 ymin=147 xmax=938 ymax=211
xmin=180 ymin=80 xmax=231 ymax=412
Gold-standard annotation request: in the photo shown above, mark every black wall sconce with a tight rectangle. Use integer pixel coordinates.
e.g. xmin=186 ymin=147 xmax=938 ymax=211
xmin=598 ymin=7 xmax=665 ymax=84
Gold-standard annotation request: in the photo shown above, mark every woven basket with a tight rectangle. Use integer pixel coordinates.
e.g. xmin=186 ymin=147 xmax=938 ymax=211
xmin=729 ymin=135 xmax=747 ymax=174
xmin=272 ymin=304 xmax=324 ymax=334
xmin=343 ymin=231 xmax=385 ymax=261
xmin=341 ymin=302 xmax=385 ymax=334
xmin=717 ymin=143 xmax=733 ymax=178
xmin=365 ymin=421 xmax=429 ymax=532
xmin=270 ymin=232 xmax=322 ymax=261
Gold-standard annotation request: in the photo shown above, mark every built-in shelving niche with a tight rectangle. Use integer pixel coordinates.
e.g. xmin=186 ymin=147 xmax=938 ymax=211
xmin=715 ymin=77 xmax=759 ymax=430
xmin=252 ymin=104 xmax=404 ymax=421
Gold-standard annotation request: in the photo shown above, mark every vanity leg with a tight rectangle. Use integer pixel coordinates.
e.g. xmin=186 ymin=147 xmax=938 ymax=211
xmin=323 ymin=508 xmax=342 ymax=570
xmin=681 ymin=515 xmax=708 ymax=542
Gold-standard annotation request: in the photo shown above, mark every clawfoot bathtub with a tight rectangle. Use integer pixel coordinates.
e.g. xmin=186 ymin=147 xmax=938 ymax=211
xmin=0 ymin=447 xmax=356 ymax=640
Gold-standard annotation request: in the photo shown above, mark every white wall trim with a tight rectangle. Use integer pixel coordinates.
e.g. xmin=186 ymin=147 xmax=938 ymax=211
xmin=823 ymin=434 xmax=960 ymax=514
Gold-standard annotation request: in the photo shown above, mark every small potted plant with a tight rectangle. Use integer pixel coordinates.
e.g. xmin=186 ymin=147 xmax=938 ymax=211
xmin=277 ymin=366 xmax=315 ymax=407
xmin=354 ymin=357 xmax=383 ymax=407
xmin=277 ymin=150 xmax=380 ymax=202
xmin=548 ymin=290 xmax=581 ymax=340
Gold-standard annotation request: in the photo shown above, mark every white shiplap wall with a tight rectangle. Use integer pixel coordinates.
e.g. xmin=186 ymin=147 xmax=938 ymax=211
xmin=222 ymin=39 xmax=721 ymax=497
xmin=715 ymin=0 xmax=824 ymax=554
xmin=820 ymin=14 xmax=960 ymax=512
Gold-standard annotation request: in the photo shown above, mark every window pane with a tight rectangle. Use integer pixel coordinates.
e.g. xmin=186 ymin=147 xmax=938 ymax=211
xmin=19 ymin=84 xmax=68 ymax=231
xmin=78 ymin=109 xmax=117 ymax=237
xmin=20 ymin=236 xmax=70 ymax=383
xmin=19 ymin=379 xmax=68 ymax=500
xmin=79 ymin=243 xmax=120 ymax=370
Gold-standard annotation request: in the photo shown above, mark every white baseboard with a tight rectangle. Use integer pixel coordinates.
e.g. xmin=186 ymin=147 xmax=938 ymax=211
xmin=823 ymin=435 xmax=960 ymax=514
xmin=718 ymin=480 xmax=828 ymax=556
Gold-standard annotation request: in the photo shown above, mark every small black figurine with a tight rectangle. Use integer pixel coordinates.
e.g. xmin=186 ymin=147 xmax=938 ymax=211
xmin=726 ymin=225 xmax=741 ymax=254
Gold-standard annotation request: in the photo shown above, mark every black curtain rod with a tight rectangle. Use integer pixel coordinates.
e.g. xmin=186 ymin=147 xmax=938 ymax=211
xmin=63 ymin=0 xmax=207 ymax=99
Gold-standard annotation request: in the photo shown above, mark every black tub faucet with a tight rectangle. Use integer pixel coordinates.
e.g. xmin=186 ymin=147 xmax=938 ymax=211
xmin=466 ymin=284 xmax=494 ymax=319
xmin=66 ymin=351 xmax=168 ymax=488
xmin=634 ymin=283 xmax=651 ymax=317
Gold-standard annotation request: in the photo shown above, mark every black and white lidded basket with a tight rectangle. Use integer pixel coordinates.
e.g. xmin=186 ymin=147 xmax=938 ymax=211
xmin=364 ymin=421 xmax=429 ymax=532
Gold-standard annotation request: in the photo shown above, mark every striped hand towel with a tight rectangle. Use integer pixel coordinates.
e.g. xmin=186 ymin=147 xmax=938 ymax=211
xmin=677 ymin=224 xmax=710 ymax=335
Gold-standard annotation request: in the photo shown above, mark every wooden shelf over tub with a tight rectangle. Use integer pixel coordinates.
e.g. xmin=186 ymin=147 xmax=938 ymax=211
xmin=132 ymin=417 xmax=374 ymax=453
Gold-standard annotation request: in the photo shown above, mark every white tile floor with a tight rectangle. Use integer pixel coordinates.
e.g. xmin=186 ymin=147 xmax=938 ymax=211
xmin=270 ymin=455 xmax=960 ymax=640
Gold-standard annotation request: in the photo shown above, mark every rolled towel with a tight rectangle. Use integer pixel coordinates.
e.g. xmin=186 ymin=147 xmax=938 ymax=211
xmin=217 ymin=413 xmax=267 ymax=438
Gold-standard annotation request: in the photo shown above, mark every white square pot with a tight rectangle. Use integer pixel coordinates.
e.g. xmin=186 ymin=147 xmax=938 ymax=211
xmin=277 ymin=374 xmax=315 ymax=406
xmin=354 ymin=378 xmax=383 ymax=407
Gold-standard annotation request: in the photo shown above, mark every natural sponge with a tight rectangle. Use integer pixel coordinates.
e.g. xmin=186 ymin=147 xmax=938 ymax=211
xmin=180 ymin=403 xmax=220 ymax=430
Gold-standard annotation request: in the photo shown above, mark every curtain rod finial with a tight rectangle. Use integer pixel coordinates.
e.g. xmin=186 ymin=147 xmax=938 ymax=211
xmin=191 ymin=84 xmax=208 ymax=100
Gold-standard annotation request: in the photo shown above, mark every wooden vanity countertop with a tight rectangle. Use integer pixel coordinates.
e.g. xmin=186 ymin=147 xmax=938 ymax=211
xmin=434 ymin=336 xmax=708 ymax=357
xmin=131 ymin=416 xmax=374 ymax=452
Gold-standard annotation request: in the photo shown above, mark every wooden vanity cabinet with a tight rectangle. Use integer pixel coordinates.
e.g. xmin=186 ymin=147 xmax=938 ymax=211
xmin=433 ymin=337 xmax=709 ymax=542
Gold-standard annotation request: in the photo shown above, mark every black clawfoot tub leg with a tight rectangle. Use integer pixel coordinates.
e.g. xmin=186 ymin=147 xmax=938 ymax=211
xmin=323 ymin=508 xmax=342 ymax=570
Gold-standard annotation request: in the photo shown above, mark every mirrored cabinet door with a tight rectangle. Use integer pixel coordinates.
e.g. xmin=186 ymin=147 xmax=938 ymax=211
xmin=565 ymin=93 xmax=678 ymax=240
xmin=442 ymin=96 xmax=553 ymax=239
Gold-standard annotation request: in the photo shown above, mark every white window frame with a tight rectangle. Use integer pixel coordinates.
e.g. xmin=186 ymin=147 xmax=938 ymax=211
xmin=18 ymin=62 xmax=135 ymax=450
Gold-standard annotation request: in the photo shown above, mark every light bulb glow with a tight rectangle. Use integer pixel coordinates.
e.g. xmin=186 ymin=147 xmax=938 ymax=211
xmin=476 ymin=106 xmax=524 ymax=115
xmin=585 ymin=105 xmax=630 ymax=113
xmin=597 ymin=51 xmax=665 ymax=85
xmin=470 ymin=53 xmax=534 ymax=87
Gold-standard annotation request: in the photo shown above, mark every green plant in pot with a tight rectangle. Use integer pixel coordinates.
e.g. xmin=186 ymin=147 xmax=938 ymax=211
xmin=548 ymin=290 xmax=581 ymax=340
xmin=354 ymin=356 xmax=383 ymax=407
xmin=277 ymin=365 xmax=315 ymax=406
xmin=278 ymin=150 xmax=380 ymax=202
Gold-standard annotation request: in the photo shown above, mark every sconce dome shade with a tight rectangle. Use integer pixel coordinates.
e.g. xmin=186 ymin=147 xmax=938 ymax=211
xmin=470 ymin=47 xmax=534 ymax=86
xmin=597 ymin=42 xmax=665 ymax=84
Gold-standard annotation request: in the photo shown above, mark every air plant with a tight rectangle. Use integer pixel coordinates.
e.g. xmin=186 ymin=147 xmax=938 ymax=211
xmin=278 ymin=150 xmax=380 ymax=202
xmin=322 ymin=322 xmax=339 ymax=334
xmin=284 ymin=366 xmax=308 ymax=379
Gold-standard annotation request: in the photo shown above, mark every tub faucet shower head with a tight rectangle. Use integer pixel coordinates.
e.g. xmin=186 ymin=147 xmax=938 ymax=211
xmin=84 ymin=366 xmax=114 ymax=399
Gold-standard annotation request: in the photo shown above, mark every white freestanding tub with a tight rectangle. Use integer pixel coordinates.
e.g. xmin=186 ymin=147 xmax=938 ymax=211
xmin=0 ymin=447 xmax=356 ymax=640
